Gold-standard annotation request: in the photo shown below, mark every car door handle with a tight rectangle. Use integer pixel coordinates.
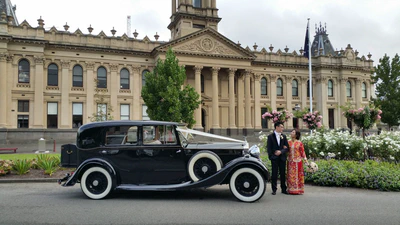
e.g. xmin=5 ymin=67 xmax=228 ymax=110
xmin=176 ymin=150 xmax=181 ymax=153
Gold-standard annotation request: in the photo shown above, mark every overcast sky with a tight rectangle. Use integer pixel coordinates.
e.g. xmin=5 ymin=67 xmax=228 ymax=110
xmin=10 ymin=0 xmax=400 ymax=65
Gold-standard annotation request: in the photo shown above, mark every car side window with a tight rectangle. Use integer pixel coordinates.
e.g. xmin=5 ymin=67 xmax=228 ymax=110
xmin=143 ymin=125 xmax=162 ymax=145
xmin=104 ymin=125 xmax=138 ymax=146
xmin=159 ymin=125 xmax=177 ymax=145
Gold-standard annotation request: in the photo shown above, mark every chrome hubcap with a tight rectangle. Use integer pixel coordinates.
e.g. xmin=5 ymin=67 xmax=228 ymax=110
xmin=92 ymin=180 xmax=99 ymax=186
xmin=243 ymin=181 xmax=250 ymax=188
xmin=202 ymin=166 xmax=208 ymax=173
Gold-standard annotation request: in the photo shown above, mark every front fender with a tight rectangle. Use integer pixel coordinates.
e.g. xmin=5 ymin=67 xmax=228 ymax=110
xmin=61 ymin=158 xmax=116 ymax=187
xmin=223 ymin=155 xmax=270 ymax=181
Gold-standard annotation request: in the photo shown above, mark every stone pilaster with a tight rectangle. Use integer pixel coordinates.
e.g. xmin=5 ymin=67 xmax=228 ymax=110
xmin=211 ymin=67 xmax=220 ymax=129
xmin=132 ymin=66 xmax=141 ymax=120
xmin=86 ymin=62 xmax=95 ymax=122
xmin=245 ymin=70 xmax=252 ymax=128
xmin=316 ymin=75 xmax=328 ymax=127
xmin=254 ymin=73 xmax=261 ymax=129
xmin=110 ymin=64 xmax=118 ymax=119
xmin=237 ymin=72 xmax=245 ymax=128
xmin=228 ymin=68 xmax=237 ymax=129
xmin=60 ymin=60 xmax=70 ymax=128
xmin=339 ymin=77 xmax=348 ymax=128
xmin=0 ymin=54 xmax=7 ymax=127
xmin=285 ymin=75 xmax=293 ymax=129
xmin=355 ymin=78 xmax=361 ymax=108
xmin=32 ymin=56 xmax=44 ymax=128
xmin=194 ymin=65 xmax=203 ymax=129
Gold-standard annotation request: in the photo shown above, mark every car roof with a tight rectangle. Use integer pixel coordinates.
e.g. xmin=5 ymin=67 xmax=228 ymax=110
xmin=78 ymin=120 xmax=180 ymax=133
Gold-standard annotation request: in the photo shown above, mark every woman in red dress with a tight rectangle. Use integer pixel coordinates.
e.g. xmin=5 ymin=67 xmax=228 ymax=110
xmin=287 ymin=129 xmax=308 ymax=195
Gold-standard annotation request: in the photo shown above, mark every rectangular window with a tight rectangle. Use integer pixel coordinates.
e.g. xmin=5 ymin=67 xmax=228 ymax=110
xmin=142 ymin=105 xmax=150 ymax=120
xmin=73 ymin=103 xmax=83 ymax=128
xmin=120 ymin=104 xmax=130 ymax=120
xmin=261 ymin=108 xmax=268 ymax=129
xmin=18 ymin=100 xmax=29 ymax=112
xmin=17 ymin=115 xmax=29 ymax=128
xmin=47 ymin=102 xmax=58 ymax=128
xmin=97 ymin=103 xmax=107 ymax=121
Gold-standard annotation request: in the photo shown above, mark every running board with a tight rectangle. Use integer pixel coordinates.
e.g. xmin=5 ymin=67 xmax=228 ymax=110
xmin=115 ymin=181 xmax=193 ymax=191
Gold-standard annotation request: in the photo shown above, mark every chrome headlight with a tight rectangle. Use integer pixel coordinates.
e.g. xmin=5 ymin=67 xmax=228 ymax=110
xmin=249 ymin=145 xmax=260 ymax=158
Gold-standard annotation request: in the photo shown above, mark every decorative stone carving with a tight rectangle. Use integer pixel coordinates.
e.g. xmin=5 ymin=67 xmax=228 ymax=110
xmin=270 ymin=74 xmax=277 ymax=80
xmin=132 ymin=66 xmax=140 ymax=74
xmin=301 ymin=77 xmax=309 ymax=82
xmin=339 ymin=78 xmax=348 ymax=84
xmin=110 ymin=64 xmax=118 ymax=72
xmin=194 ymin=65 xmax=203 ymax=73
xmin=176 ymin=36 xmax=237 ymax=56
xmin=254 ymin=73 xmax=261 ymax=81
xmin=0 ymin=53 xmax=8 ymax=61
xmin=85 ymin=62 xmax=95 ymax=70
xmin=61 ymin=61 xmax=70 ymax=69
xmin=34 ymin=56 xmax=44 ymax=64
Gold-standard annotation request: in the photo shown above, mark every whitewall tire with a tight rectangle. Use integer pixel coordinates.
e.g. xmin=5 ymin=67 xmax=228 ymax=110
xmin=80 ymin=167 xmax=113 ymax=200
xmin=188 ymin=151 xmax=223 ymax=182
xmin=229 ymin=167 xmax=266 ymax=202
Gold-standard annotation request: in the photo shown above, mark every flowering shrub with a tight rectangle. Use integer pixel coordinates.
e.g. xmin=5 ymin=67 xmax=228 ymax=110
xmin=302 ymin=111 xmax=323 ymax=130
xmin=0 ymin=159 xmax=13 ymax=176
xmin=262 ymin=109 xmax=293 ymax=124
xmin=342 ymin=105 xmax=382 ymax=130
xmin=365 ymin=131 xmax=400 ymax=162
xmin=258 ymin=130 xmax=270 ymax=153
xmin=301 ymin=129 xmax=366 ymax=160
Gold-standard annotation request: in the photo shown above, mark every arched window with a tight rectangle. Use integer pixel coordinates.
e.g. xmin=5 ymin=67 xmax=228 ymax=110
xmin=142 ymin=70 xmax=149 ymax=88
xmin=47 ymin=64 xmax=58 ymax=86
xmin=346 ymin=81 xmax=352 ymax=97
xmin=277 ymin=78 xmax=283 ymax=96
xmin=201 ymin=74 xmax=204 ymax=93
xmin=97 ymin=67 xmax=107 ymax=88
xmin=328 ymin=79 xmax=333 ymax=97
xmin=261 ymin=77 xmax=267 ymax=95
xmin=72 ymin=65 xmax=83 ymax=87
xmin=307 ymin=80 xmax=313 ymax=97
xmin=193 ymin=0 xmax=201 ymax=7
xmin=120 ymin=68 xmax=130 ymax=89
xmin=362 ymin=82 xmax=367 ymax=98
xmin=18 ymin=59 xmax=30 ymax=83
xmin=292 ymin=79 xmax=298 ymax=96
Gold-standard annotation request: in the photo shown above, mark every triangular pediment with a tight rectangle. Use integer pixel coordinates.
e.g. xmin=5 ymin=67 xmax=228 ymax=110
xmin=19 ymin=20 xmax=32 ymax=28
xmin=73 ymin=29 xmax=83 ymax=36
xmin=154 ymin=28 xmax=255 ymax=60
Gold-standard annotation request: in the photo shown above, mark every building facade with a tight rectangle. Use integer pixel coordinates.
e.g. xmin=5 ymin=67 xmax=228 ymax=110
xmin=0 ymin=0 xmax=374 ymax=141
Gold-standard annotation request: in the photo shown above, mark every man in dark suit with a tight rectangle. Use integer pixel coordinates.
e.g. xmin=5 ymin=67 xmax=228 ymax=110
xmin=267 ymin=122 xmax=289 ymax=195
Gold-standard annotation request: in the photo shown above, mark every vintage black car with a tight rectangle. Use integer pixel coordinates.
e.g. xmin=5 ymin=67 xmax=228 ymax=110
xmin=58 ymin=120 xmax=269 ymax=202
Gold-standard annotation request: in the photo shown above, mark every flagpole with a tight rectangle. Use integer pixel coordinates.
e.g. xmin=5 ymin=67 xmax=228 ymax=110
xmin=308 ymin=18 xmax=312 ymax=114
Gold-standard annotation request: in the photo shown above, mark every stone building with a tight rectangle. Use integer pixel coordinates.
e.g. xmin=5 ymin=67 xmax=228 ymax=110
xmin=0 ymin=0 xmax=374 ymax=142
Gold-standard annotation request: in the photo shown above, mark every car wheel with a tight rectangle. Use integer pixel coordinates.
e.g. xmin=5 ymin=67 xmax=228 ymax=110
xmin=188 ymin=151 xmax=223 ymax=182
xmin=80 ymin=167 xmax=113 ymax=200
xmin=229 ymin=167 xmax=266 ymax=202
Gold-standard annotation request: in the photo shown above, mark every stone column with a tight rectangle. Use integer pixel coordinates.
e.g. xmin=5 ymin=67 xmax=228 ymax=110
xmin=245 ymin=70 xmax=252 ymax=128
xmin=85 ymin=62 xmax=95 ymax=122
xmin=237 ymin=72 xmax=245 ymax=129
xmin=355 ymin=78 xmax=361 ymax=108
xmin=269 ymin=74 xmax=277 ymax=128
xmin=316 ymin=76 xmax=328 ymax=127
xmin=211 ymin=67 xmax=220 ymax=130
xmin=228 ymin=68 xmax=237 ymax=128
xmin=285 ymin=75 xmax=293 ymax=129
xmin=110 ymin=64 xmax=118 ymax=119
xmin=32 ymin=57 xmax=44 ymax=128
xmin=300 ymin=77 xmax=308 ymax=129
xmin=254 ymin=73 xmax=261 ymax=129
xmin=132 ymin=66 xmax=141 ymax=120
xmin=6 ymin=56 xmax=14 ymax=128
xmin=172 ymin=0 xmax=176 ymax=14
xmin=0 ymin=54 xmax=7 ymax=127
xmin=339 ymin=77 xmax=347 ymax=128
xmin=194 ymin=66 xmax=203 ymax=129
xmin=60 ymin=61 xmax=70 ymax=128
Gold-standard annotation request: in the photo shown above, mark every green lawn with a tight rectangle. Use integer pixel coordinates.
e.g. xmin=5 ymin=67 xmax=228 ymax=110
xmin=0 ymin=153 xmax=60 ymax=161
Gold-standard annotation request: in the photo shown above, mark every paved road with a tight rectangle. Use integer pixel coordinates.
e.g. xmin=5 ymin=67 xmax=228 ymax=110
xmin=0 ymin=183 xmax=399 ymax=225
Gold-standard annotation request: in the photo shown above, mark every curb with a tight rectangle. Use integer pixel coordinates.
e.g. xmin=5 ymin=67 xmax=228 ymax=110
xmin=0 ymin=178 xmax=58 ymax=183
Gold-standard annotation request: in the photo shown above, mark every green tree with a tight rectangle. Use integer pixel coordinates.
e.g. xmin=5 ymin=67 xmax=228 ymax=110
xmin=141 ymin=48 xmax=201 ymax=128
xmin=371 ymin=54 xmax=400 ymax=129
xmin=89 ymin=79 xmax=114 ymax=122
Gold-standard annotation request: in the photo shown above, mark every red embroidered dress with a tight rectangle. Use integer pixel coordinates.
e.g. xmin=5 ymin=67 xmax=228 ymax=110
xmin=287 ymin=140 xmax=306 ymax=195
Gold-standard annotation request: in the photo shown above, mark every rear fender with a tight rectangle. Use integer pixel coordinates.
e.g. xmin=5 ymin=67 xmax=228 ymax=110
xmin=62 ymin=158 xmax=117 ymax=187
